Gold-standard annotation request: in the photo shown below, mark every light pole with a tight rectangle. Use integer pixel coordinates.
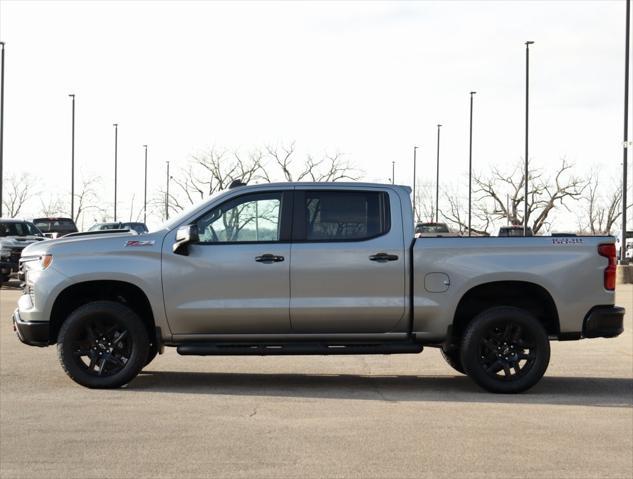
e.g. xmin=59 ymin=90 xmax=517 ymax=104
xmin=165 ymin=161 xmax=170 ymax=220
xmin=468 ymin=92 xmax=476 ymax=237
xmin=621 ymin=0 xmax=630 ymax=263
xmin=413 ymin=146 xmax=419 ymax=221
xmin=143 ymin=145 xmax=148 ymax=225
xmin=113 ymin=123 xmax=118 ymax=221
xmin=435 ymin=124 xmax=442 ymax=223
xmin=391 ymin=161 xmax=395 ymax=185
xmin=69 ymin=94 xmax=75 ymax=220
xmin=0 ymin=41 xmax=5 ymax=218
xmin=524 ymin=40 xmax=535 ymax=236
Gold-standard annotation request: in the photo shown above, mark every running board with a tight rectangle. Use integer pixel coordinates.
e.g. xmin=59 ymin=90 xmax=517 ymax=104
xmin=177 ymin=341 xmax=424 ymax=356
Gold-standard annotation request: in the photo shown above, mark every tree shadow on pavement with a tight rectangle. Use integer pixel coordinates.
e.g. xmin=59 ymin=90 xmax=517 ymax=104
xmin=129 ymin=371 xmax=632 ymax=408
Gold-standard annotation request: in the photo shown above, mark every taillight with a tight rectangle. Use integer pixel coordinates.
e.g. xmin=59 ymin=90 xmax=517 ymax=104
xmin=598 ymin=243 xmax=616 ymax=291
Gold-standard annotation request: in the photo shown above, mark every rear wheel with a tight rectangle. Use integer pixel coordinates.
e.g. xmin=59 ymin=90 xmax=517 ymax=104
xmin=461 ymin=306 xmax=550 ymax=394
xmin=57 ymin=301 xmax=149 ymax=389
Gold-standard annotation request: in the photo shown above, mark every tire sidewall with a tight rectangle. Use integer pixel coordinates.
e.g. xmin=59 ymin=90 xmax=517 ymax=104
xmin=441 ymin=348 xmax=465 ymax=375
xmin=57 ymin=301 xmax=149 ymax=389
xmin=460 ymin=306 xmax=550 ymax=394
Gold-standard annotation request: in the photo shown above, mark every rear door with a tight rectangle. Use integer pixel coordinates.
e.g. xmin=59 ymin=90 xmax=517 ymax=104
xmin=289 ymin=187 xmax=406 ymax=333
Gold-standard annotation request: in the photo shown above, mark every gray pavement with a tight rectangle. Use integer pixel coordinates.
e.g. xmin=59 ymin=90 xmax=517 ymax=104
xmin=1 ymin=282 xmax=631 ymax=479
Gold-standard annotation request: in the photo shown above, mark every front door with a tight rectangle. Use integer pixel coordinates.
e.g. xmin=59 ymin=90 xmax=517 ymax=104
xmin=162 ymin=190 xmax=292 ymax=335
xmin=289 ymin=188 xmax=406 ymax=333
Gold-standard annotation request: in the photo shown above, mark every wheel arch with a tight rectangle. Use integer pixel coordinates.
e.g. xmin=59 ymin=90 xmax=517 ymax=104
xmin=450 ymin=280 xmax=560 ymax=341
xmin=49 ymin=280 xmax=157 ymax=345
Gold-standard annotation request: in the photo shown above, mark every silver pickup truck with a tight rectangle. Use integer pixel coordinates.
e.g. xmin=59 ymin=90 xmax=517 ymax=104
xmin=12 ymin=182 xmax=624 ymax=393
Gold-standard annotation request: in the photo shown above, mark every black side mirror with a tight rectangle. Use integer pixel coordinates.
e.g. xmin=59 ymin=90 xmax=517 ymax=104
xmin=173 ymin=224 xmax=199 ymax=255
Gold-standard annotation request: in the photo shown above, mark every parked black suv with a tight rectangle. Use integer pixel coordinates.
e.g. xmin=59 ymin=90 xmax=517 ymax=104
xmin=0 ymin=219 xmax=46 ymax=283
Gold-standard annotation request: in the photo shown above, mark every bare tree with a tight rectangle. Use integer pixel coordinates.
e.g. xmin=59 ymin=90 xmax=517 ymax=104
xmin=38 ymin=176 xmax=103 ymax=225
xmin=474 ymin=159 xmax=587 ymax=234
xmin=73 ymin=176 xmax=102 ymax=224
xmin=440 ymin=190 xmax=490 ymax=236
xmin=2 ymin=173 xmax=37 ymax=218
xmin=263 ymin=143 xmax=359 ymax=182
xmin=163 ymin=142 xmax=361 ymax=215
xmin=413 ymin=181 xmax=435 ymax=223
xmin=40 ymin=195 xmax=66 ymax=217
xmin=578 ymin=172 xmax=626 ymax=234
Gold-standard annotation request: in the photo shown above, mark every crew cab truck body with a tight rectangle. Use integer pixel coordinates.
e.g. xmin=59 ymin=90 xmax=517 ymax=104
xmin=12 ymin=182 xmax=624 ymax=393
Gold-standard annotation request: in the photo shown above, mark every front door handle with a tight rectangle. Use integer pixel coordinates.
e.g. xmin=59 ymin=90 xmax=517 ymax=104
xmin=255 ymin=254 xmax=285 ymax=263
xmin=369 ymin=252 xmax=399 ymax=262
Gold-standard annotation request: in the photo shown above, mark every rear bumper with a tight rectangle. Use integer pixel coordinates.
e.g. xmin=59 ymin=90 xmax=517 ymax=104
xmin=583 ymin=306 xmax=625 ymax=339
xmin=12 ymin=309 xmax=49 ymax=346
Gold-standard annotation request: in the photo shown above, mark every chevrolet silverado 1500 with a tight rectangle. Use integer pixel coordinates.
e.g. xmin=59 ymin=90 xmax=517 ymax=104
xmin=12 ymin=182 xmax=624 ymax=393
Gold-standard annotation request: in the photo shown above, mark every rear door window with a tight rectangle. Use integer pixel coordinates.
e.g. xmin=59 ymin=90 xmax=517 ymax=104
xmin=298 ymin=191 xmax=390 ymax=241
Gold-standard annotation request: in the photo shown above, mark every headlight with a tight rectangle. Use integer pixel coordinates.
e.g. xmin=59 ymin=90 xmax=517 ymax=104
xmin=22 ymin=254 xmax=53 ymax=271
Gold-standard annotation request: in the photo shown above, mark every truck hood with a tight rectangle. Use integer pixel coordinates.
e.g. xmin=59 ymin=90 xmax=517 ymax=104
xmin=21 ymin=231 xmax=166 ymax=258
xmin=0 ymin=236 xmax=47 ymax=248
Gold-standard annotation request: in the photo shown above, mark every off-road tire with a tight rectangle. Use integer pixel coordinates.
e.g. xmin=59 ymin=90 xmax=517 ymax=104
xmin=440 ymin=347 xmax=465 ymax=374
xmin=57 ymin=301 xmax=149 ymax=389
xmin=461 ymin=306 xmax=550 ymax=394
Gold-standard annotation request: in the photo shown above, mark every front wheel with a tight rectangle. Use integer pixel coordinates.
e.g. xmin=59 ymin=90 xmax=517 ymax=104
xmin=440 ymin=347 xmax=465 ymax=374
xmin=460 ymin=306 xmax=550 ymax=394
xmin=57 ymin=301 xmax=149 ymax=389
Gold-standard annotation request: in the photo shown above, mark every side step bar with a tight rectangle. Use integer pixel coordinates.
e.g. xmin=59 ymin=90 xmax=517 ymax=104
xmin=177 ymin=341 xmax=424 ymax=356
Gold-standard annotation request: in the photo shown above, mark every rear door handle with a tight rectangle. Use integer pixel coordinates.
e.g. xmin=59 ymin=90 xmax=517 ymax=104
xmin=369 ymin=252 xmax=399 ymax=262
xmin=255 ymin=254 xmax=285 ymax=263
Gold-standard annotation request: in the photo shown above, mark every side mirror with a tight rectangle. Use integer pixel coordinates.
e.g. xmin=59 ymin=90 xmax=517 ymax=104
xmin=173 ymin=224 xmax=199 ymax=255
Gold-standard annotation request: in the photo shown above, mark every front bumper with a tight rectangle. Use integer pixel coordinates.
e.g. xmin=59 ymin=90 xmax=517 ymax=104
xmin=583 ymin=306 xmax=625 ymax=339
xmin=12 ymin=308 xmax=49 ymax=346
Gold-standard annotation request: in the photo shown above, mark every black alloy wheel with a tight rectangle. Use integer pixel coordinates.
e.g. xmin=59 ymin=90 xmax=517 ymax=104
xmin=461 ymin=306 xmax=550 ymax=394
xmin=57 ymin=301 xmax=149 ymax=389
xmin=70 ymin=317 xmax=133 ymax=377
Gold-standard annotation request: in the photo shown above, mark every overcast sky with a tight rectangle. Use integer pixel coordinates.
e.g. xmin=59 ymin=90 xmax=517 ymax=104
xmin=0 ymin=0 xmax=630 ymax=227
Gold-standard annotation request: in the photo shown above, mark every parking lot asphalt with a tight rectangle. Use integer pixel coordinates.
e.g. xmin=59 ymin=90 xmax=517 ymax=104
xmin=0 ymin=282 xmax=631 ymax=479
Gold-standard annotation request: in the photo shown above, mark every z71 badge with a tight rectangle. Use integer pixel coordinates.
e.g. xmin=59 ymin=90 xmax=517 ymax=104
xmin=125 ymin=240 xmax=155 ymax=247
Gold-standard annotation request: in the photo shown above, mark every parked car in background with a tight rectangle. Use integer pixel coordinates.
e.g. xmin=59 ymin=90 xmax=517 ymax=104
xmin=33 ymin=217 xmax=78 ymax=238
xmin=498 ymin=225 xmax=534 ymax=237
xmin=88 ymin=222 xmax=148 ymax=235
xmin=0 ymin=219 xmax=46 ymax=284
xmin=616 ymin=230 xmax=633 ymax=261
xmin=415 ymin=222 xmax=455 ymax=237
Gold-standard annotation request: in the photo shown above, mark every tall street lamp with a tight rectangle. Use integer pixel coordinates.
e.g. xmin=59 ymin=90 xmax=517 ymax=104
xmin=468 ymin=92 xmax=476 ymax=237
xmin=143 ymin=145 xmax=148 ymax=225
xmin=435 ymin=124 xmax=442 ymax=223
xmin=69 ymin=94 xmax=75 ymax=220
xmin=621 ymin=0 xmax=630 ymax=263
xmin=113 ymin=123 xmax=118 ymax=221
xmin=413 ymin=146 xmax=419 ymax=221
xmin=165 ymin=161 xmax=170 ymax=220
xmin=391 ymin=161 xmax=395 ymax=185
xmin=0 ymin=41 xmax=5 ymax=218
xmin=524 ymin=40 xmax=535 ymax=236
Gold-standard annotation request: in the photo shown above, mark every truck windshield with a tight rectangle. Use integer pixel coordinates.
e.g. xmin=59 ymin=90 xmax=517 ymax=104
xmin=158 ymin=190 xmax=228 ymax=232
xmin=0 ymin=221 xmax=43 ymax=237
